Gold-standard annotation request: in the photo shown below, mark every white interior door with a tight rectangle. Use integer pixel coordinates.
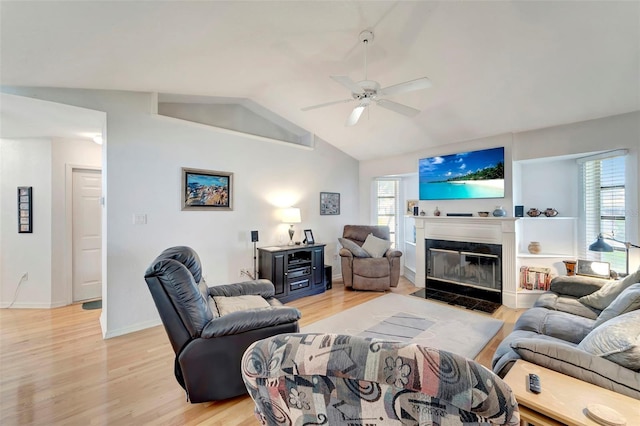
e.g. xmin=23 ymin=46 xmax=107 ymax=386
xmin=72 ymin=169 xmax=102 ymax=302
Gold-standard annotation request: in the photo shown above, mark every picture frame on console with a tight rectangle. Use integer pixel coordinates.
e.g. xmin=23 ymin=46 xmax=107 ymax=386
xmin=320 ymin=192 xmax=340 ymax=215
xmin=181 ymin=167 xmax=233 ymax=211
xmin=303 ymin=229 xmax=315 ymax=245
xmin=576 ymin=259 xmax=610 ymax=279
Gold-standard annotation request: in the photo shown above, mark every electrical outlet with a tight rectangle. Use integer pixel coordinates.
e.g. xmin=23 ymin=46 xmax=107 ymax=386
xmin=240 ymin=269 xmax=254 ymax=280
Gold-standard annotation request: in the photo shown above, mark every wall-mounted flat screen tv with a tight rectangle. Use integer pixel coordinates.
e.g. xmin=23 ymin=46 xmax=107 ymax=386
xmin=419 ymin=146 xmax=504 ymax=200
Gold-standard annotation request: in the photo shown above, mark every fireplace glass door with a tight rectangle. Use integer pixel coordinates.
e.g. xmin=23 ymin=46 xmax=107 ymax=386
xmin=426 ymin=239 xmax=502 ymax=303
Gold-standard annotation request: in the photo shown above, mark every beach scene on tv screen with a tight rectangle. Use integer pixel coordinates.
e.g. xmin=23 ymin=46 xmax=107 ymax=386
xmin=419 ymin=147 xmax=504 ymax=200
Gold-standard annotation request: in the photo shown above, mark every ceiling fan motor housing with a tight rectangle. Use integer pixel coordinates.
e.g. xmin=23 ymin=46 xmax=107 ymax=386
xmin=352 ymin=80 xmax=380 ymax=100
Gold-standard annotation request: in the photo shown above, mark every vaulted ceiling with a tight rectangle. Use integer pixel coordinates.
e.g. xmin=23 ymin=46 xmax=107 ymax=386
xmin=1 ymin=1 xmax=638 ymax=160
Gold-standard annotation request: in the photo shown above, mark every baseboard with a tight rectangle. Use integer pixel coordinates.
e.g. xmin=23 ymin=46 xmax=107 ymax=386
xmin=0 ymin=301 xmax=58 ymax=309
xmin=103 ymin=318 xmax=162 ymax=339
xmin=403 ymin=267 xmax=416 ymax=284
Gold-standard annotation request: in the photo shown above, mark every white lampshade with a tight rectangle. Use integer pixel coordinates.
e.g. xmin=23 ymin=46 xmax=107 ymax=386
xmin=281 ymin=207 xmax=301 ymax=224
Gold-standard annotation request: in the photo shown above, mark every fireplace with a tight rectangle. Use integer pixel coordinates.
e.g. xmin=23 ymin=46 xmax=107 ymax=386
xmin=425 ymin=239 xmax=502 ymax=305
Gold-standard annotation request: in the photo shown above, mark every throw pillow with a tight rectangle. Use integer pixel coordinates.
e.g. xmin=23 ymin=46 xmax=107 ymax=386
xmin=594 ymin=283 xmax=640 ymax=327
xmin=578 ymin=310 xmax=640 ymax=371
xmin=361 ymin=233 xmax=392 ymax=258
xmin=579 ymin=268 xmax=640 ymax=310
xmin=213 ymin=294 xmax=270 ymax=316
xmin=338 ymin=237 xmax=370 ymax=258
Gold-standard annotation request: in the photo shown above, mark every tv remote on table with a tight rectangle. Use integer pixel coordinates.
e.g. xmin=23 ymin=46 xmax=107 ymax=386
xmin=528 ymin=374 xmax=541 ymax=394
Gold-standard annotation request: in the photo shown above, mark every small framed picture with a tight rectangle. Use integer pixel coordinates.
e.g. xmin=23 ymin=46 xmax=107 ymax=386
xmin=320 ymin=192 xmax=340 ymax=215
xmin=304 ymin=229 xmax=315 ymax=245
xmin=17 ymin=186 xmax=32 ymax=233
xmin=406 ymin=199 xmax=418 ymax=215
xmin=576 ymin=259 xmax=611 ymax=279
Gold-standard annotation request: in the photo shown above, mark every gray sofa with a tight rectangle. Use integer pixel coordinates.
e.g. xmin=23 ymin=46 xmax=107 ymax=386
xmin=492 ymin=271 xmax=640 ymax=400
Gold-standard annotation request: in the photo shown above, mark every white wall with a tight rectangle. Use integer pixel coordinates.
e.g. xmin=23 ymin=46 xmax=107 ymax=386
xmin=360 ymin=133 xmax=514 ymax=222
xmin=1 ymin=88 xmax=359 ymax=338
xmin=0 ymin=139 xmax=53 ymax=307
xmin=361 ymin=111 xmax=640 ymax=270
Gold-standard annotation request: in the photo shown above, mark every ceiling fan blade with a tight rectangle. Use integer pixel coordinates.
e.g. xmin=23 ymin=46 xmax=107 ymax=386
xmin=376 ymin=99 xmax=421 ymax=117
xmin=346 ymin=105 xmax=366 ymax=126
xmin=380 ymin=77 xmax=432 ymax=97
xmin=331 ymin=76 xmax=365 ymax=95
xmin=301 ymin=98 xmax=353 ymax=111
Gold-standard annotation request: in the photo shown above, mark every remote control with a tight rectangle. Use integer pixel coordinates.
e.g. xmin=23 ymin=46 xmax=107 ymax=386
xmin=528 ymin=374 xmax=541 ymax=394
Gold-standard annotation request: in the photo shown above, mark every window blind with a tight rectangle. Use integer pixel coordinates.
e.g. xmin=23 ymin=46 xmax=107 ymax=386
xmin=579 ymin=153 xmax=626 ymax=273
xmin=375 ymin=179 xmax=399 ymax=247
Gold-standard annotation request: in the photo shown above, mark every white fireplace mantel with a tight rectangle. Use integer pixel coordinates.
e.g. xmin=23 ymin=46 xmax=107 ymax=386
xmin=413 ymin=216 xmax=519 ymax=308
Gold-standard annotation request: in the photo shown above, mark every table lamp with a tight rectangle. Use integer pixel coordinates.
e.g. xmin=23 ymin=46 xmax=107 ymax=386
xmin=589 ymin=233 xmax=640 ymax=276
xmin=282 ymin=208 xmax=301 ymax=245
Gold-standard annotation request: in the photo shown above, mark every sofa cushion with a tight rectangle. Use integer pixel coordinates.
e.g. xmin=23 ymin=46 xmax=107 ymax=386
xmin=579 ymin=268 xmax=640 ymax=310
xmin=213 ymin=294 xmax=271 ymax=316
xmin=533 ymin=292 xmax=600 ymax=319
xmin=513 ymin=307 xmax=595 ymax=344
xmin=549 ymin=275 xmax=609 ymax=298
xmin=338 ymin=237 xmax=370 ymax=258
xmin=353 ymin=257 xmax=390 ymax=278
xmin=594 ymin=283 xmax=640 ymax=327
xmin=578 ymin=310 xmax=640 ymax=371
xmin=362 ymin=233 xmax=391 ymax=258
xmin=510 ymin=338 xmax=640 ymax=399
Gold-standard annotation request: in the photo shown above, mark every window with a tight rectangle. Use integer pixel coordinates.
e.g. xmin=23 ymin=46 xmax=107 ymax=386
xmin=375 ymin=179 xmax=399 ymax=247
xmin=579 ymin=151 xmax=627 ymax=273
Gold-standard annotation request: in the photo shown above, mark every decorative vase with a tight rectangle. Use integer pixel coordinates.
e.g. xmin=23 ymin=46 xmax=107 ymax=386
xmin=528 ymin=241 xmax=542 ymax=254
xmin=563 ymin=260 xmax=577 ymax=276
xmin=419 ymin=210 xmax=426 ymax=216
xmin=544 ymin=208 xmax=559 ymax=217
xmin=527 ymin=208 xmax=541 ymax=217
xmin=492 ymin=206 xmax=506 ymax=217
xmin=433 ymin=206 xmax=441 ymax=216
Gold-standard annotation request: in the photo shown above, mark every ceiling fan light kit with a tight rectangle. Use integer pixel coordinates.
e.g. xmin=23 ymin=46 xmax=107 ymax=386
xmin=302 ymin=29 xmax=431 ymax=126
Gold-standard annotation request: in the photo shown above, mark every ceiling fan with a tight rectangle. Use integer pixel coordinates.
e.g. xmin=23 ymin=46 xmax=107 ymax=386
xmin=302 ymin=30 xmax=432 ymax=126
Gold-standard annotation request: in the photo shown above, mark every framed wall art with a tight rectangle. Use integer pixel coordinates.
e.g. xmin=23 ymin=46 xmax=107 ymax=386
xmin=182 ymin=167 xmax=233 ymax=211
xmin=320 ymin=192 xmax=340 ymax=215
xmin=18 ymin=186 xmax=32 ymax=233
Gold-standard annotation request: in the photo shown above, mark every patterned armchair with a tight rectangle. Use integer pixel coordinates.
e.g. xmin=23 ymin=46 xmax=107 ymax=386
xmin=242 ymin=333 xmax=520 ymax=425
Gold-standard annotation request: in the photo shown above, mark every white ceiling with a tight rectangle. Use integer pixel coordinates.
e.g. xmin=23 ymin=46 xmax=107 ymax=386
xmin=1 ymin=1 xmax=638 ymax=160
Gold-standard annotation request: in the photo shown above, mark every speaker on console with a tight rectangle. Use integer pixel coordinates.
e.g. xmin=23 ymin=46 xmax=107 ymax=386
xmin=251 ymin=230 xmax=259 ymax=242
xmin=515 ymin=205 xmax=524 ymax=217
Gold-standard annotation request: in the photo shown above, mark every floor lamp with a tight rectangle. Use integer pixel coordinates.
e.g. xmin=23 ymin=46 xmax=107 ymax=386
xmin=589 ymin=233 xmax=640 ymax=276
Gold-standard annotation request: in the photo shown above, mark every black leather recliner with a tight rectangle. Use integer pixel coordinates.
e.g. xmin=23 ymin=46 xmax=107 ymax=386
xmin=144 ymin=246 xmax=301 ymax=402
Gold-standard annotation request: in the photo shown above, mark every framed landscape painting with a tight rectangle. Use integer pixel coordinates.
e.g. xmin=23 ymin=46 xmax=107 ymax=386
xmin=182 ymin=167 xmax=233 ymax=211
xmin=320 ymin=192 xmax=340 ymax=215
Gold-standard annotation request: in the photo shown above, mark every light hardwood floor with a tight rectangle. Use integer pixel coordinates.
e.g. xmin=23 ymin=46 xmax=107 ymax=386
xmin=0 ymin=278 xmax=523 ymax=425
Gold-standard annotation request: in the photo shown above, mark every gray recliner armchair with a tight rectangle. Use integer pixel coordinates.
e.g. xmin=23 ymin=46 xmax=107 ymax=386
xmin=144 ymin=246 xmax=301 ymax=402
xmin=339 ymin=225 xmax=402 ymax=291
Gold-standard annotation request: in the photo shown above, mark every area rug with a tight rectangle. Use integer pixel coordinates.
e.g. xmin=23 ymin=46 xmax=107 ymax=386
xmin=301 ymin=293 xmax=503 ymax=359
